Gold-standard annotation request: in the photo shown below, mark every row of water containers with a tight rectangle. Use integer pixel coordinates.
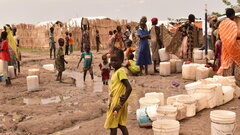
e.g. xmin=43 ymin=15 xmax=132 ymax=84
xmin=182 ymin=63 xmax=213 ymax=81
xmin=136 ymin=76 xmax=239 ymax=135
xmin=158 ymin=48 xmax=183 ymax=76
xmin=193 ymin=49 xmax=214 ymax=60
xmin=158 ymin=48 xmax=215 ymax=78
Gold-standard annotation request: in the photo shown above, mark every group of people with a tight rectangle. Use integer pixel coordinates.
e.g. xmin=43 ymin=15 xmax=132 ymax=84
xmin=0 ymin=25 xmax=21 ymax=86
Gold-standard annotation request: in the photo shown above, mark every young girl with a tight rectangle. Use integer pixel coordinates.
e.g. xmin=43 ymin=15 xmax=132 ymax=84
xmin=114 ymin=26 xmax=125 ymax=51
xmin=55 ymin=38 xmax=68 ymax=82
xmin=136 ymin=20 xmax=152 ymax=75
xmin=104 ymin=47 xmax=132 ymax=135
xmin=99 ymin=55 xmax=111 ymax=85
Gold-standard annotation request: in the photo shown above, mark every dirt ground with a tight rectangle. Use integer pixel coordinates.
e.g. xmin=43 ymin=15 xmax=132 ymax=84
xmin=0 ymin=50 xmax=240 ymax=135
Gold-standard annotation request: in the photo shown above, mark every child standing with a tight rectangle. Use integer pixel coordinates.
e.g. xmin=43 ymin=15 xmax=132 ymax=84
xmin=96 ymin=30 xmax=101 ymax=52
xmin=125 ymin=53 xmax=140 ymax=75
xmin=49 ymin=27 xmax=56 ymax=59
xmin=0 ymin=31 xmax=11 ymax=86
xmin=55 ymin=38 xmax=68 ymax=82
xmin=99 ymin=55 xmax=111 ymax=85
xmin=104 ymin=48 xmax=132 ymax=135
xmin=69 ymin=33 xmax=74 ymax=54
xmin=77 ymin=45 xmax=94 ymax=82
xmin=65 ymin=32 xmax=70 ymax=55
xmin=114 ymin=26 xmax=125 ymax=51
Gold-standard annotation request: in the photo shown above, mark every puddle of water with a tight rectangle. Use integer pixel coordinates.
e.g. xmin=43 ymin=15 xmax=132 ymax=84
xmin=63 ymin=71 xmax=107 ymax=93
xmin=3 ymin=96 xmax=71 ymax=106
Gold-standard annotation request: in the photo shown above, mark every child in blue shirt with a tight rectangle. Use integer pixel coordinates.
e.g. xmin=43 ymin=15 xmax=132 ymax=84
xmin=77 ymin=45 xmax=94 ymax=82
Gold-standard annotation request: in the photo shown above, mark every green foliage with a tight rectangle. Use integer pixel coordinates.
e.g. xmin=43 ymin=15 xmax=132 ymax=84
xmin=211 ymin=12 xmax=223 ymax=17
xmin=222 ymin=0 xmax=232 ymax=6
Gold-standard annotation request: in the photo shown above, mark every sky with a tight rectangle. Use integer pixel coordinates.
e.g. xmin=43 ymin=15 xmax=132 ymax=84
xmin=0 ymin=0 xmax=238 ymax=27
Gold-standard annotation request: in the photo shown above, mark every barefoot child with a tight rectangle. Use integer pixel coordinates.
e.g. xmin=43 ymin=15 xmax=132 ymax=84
xmin=104 ymin=48 xmax=132 ymax=135
xmin=69 ymin=33 xmax=74 ymax=54
xmin=0 ymin=31 xmax=11 ymax=86
xmin=55 ymin=38 xmax=68 ymax=82
xmin=77 ymin=45 xmax=94 ymax=82
xmin=99 ymin=55 xmax=111 ymax=85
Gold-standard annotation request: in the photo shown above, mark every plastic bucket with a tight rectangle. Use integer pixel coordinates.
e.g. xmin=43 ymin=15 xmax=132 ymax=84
xmin=136 ymin=107 xmax=152 ymax=127
xmin=145 ymin=92 xmax=164 ymax=106
xmin=152 ymin=119 xmax=180 ymax=135
xmin=139 ymin=97 xmax=160 ymax=108
xmin=157 ymin=105 xmax=177 ymax=120
xmin=176 ymin=95 xmax=196 ymax=117
xmin=210 ymin=110 xmax=236 ymax=135
xmin=146 ymin=105 xmax=158 ymax=121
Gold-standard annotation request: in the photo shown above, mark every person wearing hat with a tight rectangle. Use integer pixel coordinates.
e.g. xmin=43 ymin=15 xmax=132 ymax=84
xmin=150 ymin=17 xmax=164 ymax=73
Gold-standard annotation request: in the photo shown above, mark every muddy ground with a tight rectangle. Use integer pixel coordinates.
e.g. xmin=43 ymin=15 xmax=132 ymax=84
xmin=0 ymin=50 xmax=240 ymax=135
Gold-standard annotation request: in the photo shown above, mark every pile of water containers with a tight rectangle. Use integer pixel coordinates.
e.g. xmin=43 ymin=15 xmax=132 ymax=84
xmin=158 ymin=48 xmax=215 ymax=80
xmin=137 ymin=76 xmax=240 ymax=134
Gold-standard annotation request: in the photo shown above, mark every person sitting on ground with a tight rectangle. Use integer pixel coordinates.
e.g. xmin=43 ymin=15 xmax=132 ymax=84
xmin=0 ymin=31 xmax=11 ymax=86
xmin=125 ymin=40 xmax=135 ymax=58
xmin=125 ymin=53 xmax=140 ymax=75
xmin=77 ymin=45 xmax=94 ymax=82
xmin=99 ymin=55 xmax=111 ymax=85
xmin=55 ymin=38 xmax=68 ymax=82
xmin=104 ymin=47 xmax=132 ymax=135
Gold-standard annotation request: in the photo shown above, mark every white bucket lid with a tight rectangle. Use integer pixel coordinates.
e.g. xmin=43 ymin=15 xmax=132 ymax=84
xmin=210 ymin=110 xmax=236 ymax=124
xmin=152 ymin=119 xmax=180 ymax=129
xmin=177 ymin=95 xmax=196 ymax=104
xmin=157 ymin=105 xmax=177 ymax=113
xmin=139 ymin=97 xmax=160 ymax=105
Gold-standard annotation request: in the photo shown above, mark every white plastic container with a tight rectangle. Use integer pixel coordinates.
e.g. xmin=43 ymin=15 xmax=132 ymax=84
xmin=43 ymin=64 xmax=55 ymax=72
xmin=182 ymin=64 xmax=199 ymax=80
xmin=139 ymin=97 xmax=160 ymax=108
xmin=196 ymin=67 xmax=209 ymax=80
xmin=195 ymin=85 xmax=218 ymax=108
xmin=152 ymin=119 xmax=180 ymax=135
xmin=159 ymin=48 xmax=170 ymax=62
xmin=191 ymin=93 xmax=208 ymax=112
xmin=167 ymin=95 xmax=186 ymax=105
xmin=222 ymin=86 xmax=234 ymax=104
xmin=27 ymin=75 xmax=39 ymax=91
xmin=159 ymin=62 xmax=171 ymax=76
xmin=175 ymin=60 xmax=183 ymax=73
xmin=193 ymin=50 xmax=203 ymax=60
xmin=145 ymin=92 xmax=164 ymax=106
xmin=172 ymin=102 xmax=187 ymax=120
xmin=0 ymin=60 xmax=3 ymax=75
xmin=185 ymin=82 xmax=202 ymax=95
xmin=170 ymin=59 xmax=176 ymax=73
xmin=210 ymin=110 xmax=236 ymax=135
xmin=208 ymin=83 xmax=224 ymax=106
xmin=146 ymin=105 xmax=158 ymax=121
xmin=157 ymin=105 xmax=177 ymax=120
xmin=203 ymin=50 xmax=214 ymax=60
xmin=8 ymin=66 xmax=15 ymax=79
xmin=176 ymin=95 xmax=196 ymax=117
xmin=28 ymin=69 xmax=40 ymax=82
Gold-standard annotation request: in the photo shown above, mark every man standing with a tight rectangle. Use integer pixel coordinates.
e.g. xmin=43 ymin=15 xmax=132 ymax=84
xmin=150 ymin=18 xmax=163 ymax=73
